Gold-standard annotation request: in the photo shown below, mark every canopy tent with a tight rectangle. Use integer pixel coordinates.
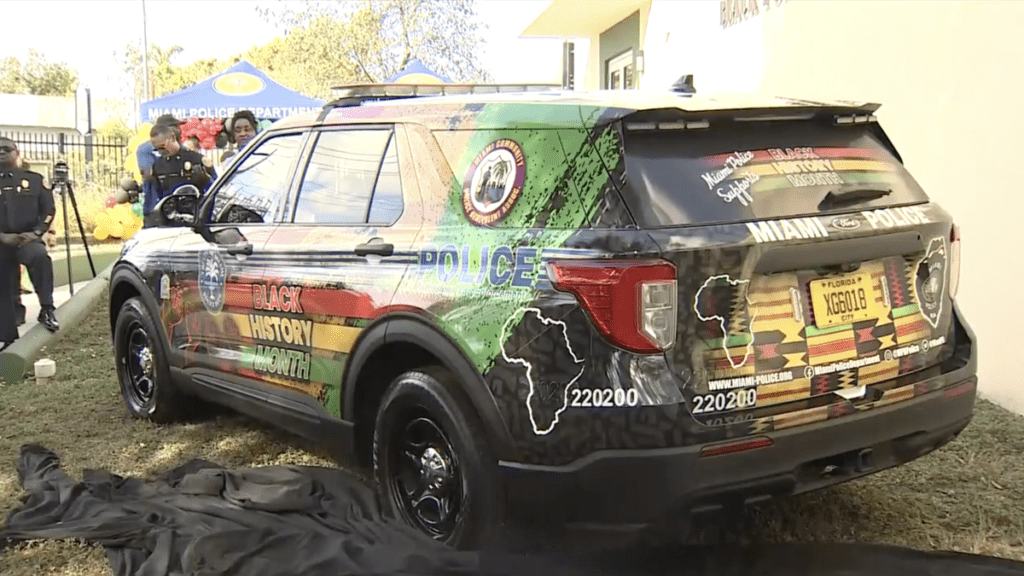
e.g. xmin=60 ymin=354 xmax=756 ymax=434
xmin=139 ymin=60 xmax=325 ymax=123
xmin=385 ymin=59 xmax=452 ymax=84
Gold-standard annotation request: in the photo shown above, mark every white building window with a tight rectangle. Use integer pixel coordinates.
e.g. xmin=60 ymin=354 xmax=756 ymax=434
xmin=606 ymin=50 xmax=635 ymax=90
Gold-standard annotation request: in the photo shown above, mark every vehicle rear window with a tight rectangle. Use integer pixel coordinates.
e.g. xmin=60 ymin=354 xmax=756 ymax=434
xmin=619 ymin=121 xmax=929 ymax=228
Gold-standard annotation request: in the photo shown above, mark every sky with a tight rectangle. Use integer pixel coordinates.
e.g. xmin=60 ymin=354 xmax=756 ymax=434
xmin=0 ymin=0 xmax=574 ymax=103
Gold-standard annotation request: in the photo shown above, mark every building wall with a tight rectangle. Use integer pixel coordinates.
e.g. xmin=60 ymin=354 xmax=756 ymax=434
xmin=752 ymin=0 xmax=1024 ymax=412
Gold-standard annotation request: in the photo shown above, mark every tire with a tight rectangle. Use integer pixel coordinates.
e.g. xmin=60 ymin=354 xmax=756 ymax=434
xmin=113 ymin=297 xmax=185 ymax=423
xmin=373 ymin=366 xmax=504 ymax=550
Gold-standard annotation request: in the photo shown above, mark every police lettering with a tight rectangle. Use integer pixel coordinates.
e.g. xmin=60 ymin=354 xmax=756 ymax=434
xmin=252 ymin=345 xmax=311 ymax=380
xmin=416 ymin=245 xmax=538 ymax=288
xmin=746 ymin=217 xmax=830 ymax=243
xmin=861 ymin=206 xmax=930 ymax=229
xmin=252 ymin=284 xmax=304 ymax=313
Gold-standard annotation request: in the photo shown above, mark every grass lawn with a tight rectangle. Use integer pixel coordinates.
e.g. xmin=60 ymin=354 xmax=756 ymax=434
xmin=1 ymin=295 xmax=1023 ymax=574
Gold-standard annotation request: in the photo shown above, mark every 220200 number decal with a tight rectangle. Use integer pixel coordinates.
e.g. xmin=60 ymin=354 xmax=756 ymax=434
xmin=692 ymin=389 xmax=757 ymax=414
xmin=570 ymin=388 xmax=641 ymax=408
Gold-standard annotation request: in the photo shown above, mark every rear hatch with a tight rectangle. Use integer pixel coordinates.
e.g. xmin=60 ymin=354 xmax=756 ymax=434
xmin=616 ymin=110 xmax=959 ymax=424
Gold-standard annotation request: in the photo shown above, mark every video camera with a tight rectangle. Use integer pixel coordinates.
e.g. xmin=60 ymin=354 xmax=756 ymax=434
xmin=52 ymin=160 xmax=70 ymax=187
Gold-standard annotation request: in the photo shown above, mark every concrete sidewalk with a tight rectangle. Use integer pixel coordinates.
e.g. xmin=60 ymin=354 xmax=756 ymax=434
xmin=17 ymin=279 xmax=97 ymax=338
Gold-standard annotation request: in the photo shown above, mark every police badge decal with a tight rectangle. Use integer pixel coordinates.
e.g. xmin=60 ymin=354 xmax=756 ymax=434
xmin=198 ymin=247 xmax=226 ymax=314
xmin=462 ymin=139 xmax=526 ymax=227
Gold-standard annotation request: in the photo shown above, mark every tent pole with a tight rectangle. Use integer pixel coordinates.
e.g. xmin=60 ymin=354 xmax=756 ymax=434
xmin=142 ymin=0 xmax=150 ymax=101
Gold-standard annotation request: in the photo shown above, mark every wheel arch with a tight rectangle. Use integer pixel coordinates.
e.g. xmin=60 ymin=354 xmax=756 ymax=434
xmin=343 ymin=313 xmax=517 ymax=464
xmin=109 ymin=264 xmax=172 ymax=357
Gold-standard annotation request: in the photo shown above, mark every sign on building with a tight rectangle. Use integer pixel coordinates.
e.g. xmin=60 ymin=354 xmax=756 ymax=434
xmin=721 ymin=0 xmax=788 ymax=29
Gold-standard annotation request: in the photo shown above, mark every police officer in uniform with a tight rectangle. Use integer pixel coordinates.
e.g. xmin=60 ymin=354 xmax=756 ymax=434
xmin=145 ymin=124 xmax=215 ymax=227
xmin=0 ymin=137 xmax=58 ymax=350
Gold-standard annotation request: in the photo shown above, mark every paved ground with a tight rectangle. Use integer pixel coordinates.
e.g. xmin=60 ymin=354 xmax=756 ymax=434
xmin=15 ymin=241 xmax=120 ymax=338
xmin=17 ymin=280 xmax=93 ymax=338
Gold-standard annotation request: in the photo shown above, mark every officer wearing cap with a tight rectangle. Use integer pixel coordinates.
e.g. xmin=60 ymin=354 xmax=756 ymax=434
xmin=139 ymin=114 xmax=180 ymax=222
xmin=0 ymin=137 xmax=59 ymax=350
xmin=146 ymin=123 xmax=215 ymax=227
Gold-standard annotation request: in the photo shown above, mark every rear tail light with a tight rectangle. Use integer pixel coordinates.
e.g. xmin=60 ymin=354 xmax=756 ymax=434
xmin=548 ymin=259 xmax=677 ymax=354
xmin=949 ymin=223 xmax=961 ymax=299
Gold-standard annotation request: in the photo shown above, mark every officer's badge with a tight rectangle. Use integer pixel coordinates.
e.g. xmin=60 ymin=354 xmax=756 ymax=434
xmin=198 ymin=247 xmax=226 ymax=315
xmin=184 ymin=161 xmax=192 ymax=172
xmin=21 ymin=179 xmax=29 ymax=188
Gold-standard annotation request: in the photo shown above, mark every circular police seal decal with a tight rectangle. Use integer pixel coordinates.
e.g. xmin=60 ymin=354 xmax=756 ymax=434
xmin=198 ymin=248 xmax=226 ymax=314
xmin=462 ymin=139 xmax=526 ymax=226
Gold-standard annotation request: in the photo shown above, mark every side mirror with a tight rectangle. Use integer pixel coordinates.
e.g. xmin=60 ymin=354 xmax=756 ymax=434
xmin=152 ymin=185 xmax=201 ymax=228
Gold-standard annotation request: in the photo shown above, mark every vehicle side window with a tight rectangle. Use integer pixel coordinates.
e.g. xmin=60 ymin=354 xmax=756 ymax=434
xmin=293 ymin=129 xmax=392 ymax=225
xmin=367 ymin=134 xmax=404 ymax=225
xmin=212 ymin=133 xmax=304 ymax=224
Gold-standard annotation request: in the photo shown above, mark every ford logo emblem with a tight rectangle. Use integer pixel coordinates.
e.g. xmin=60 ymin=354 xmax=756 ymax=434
xmin=831 ymin=217 xmax=861 ymax=231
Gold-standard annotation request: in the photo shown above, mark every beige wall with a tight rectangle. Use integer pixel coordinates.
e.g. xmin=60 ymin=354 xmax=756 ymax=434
xmin=752 ymin=0 xmax=1024 ymax=412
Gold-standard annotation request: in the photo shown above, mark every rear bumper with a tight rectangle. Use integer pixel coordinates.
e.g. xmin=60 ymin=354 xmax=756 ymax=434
xmin=500 ymin=304 xmax=978 ymax=527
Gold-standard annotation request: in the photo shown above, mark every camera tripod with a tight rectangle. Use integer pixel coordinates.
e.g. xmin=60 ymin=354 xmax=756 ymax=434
xmin=53 ymin=178 xmax=96 ymax=296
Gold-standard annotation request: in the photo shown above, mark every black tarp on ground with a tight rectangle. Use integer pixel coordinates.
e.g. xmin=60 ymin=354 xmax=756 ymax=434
xmin=3 ymin=443 xmax=1024 ymax=576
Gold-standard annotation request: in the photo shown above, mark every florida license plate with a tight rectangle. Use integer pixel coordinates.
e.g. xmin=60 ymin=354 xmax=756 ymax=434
xmin=809 ymin=272 xmax=881 ymax=329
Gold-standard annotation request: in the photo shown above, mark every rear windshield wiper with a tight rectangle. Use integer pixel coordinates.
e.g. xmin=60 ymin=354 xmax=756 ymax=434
xmin=817 ymin=185 xmax=892 ymax=211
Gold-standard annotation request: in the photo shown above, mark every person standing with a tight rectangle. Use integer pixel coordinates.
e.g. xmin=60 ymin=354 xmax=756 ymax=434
xmin=139 ymin=114 xmax=181 ymax=222
xmin=219 ymin=110 xmax=259 ymax=165
xmin=11 ymin=155 xmax=57 ymax=327
xmin=146 ymin=124 xmax=215 ymax=227
xmin=0 ymin=137 xmax=58 ymax=351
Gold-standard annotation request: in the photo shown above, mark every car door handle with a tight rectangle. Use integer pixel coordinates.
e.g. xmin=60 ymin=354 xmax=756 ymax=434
xmin=355 ymin=241 xmax=394 ymax=257
xmin=226 ymin=242 xmax=253 ymax=256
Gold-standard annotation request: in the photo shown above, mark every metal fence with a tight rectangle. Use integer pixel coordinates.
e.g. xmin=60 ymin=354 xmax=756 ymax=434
xmin=0 ymin=130 xmax=130 ymax=190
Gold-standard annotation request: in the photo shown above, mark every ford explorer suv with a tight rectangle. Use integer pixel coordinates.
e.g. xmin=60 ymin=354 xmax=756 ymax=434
xmin=108 ymin=84 xmax=977 ymax=550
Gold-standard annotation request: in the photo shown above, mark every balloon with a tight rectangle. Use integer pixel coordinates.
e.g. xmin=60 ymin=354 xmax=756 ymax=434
xmin=105 ymin=196 xmax=117 ymax=208
xmin=108 ymin=223 xmax=125 ymax=239
xmin=131 ymin=203 xmax=143 ymax=217
xmin=94 ymin=227 xmax=109 ymax=241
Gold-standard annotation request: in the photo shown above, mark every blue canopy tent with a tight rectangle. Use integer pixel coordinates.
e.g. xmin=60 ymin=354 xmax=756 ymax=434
xmin=384 ymin=59 xmax=452 ymax=84
xmin=139 ymin=60 xmax=325 ymax=123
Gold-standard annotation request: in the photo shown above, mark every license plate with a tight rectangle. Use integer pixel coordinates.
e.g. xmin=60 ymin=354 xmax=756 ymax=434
xmin=809 ymin=272 xmax=881 ymax=329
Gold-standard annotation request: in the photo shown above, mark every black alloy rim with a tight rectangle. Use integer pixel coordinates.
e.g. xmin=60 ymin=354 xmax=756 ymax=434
xmin=123 ymin=320 xmax=155 ymax=409
xmin=388 ymin=410 xmax=463 ymax=540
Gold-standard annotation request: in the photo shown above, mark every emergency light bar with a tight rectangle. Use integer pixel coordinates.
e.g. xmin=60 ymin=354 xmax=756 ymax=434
xmin=834 ymin=113 xmax=878 ymax=125
xmin=329 ymin=83 xmax=562 ymax=100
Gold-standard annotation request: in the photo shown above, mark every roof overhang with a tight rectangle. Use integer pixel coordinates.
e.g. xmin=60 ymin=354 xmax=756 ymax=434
xmin=520 ymin=0 xmax=646 ymax=38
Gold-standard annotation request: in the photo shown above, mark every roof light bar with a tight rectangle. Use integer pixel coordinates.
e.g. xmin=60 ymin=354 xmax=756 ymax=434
xmin=835 ymin=113 xmax=878 ymax=125
xmin=625 ymin=120 xmax=710 ymax=131
xmin=329 ymin=83 xmax=562 ymax=100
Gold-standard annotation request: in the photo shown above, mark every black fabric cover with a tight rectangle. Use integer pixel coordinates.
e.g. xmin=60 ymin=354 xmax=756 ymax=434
xmin=3 ymin=444 xmax=1024 ymax=576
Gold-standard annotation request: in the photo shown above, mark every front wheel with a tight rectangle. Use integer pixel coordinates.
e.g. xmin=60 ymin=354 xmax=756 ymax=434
xmin=373 ymin=367 xmax=504 ymax=550
xmin=114 ymin=297 xmax=184 ymax=423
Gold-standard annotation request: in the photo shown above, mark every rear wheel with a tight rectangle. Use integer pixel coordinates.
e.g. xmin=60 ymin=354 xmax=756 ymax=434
xmin=373 ymin=366 xmax=503 ymax=549
xmin=114 ymin=297 xmax=184 ymax=423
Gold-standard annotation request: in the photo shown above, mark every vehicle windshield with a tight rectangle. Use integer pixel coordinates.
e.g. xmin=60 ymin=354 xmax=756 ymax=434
xmin=619 ymin=121 xmax=930 ymax=227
